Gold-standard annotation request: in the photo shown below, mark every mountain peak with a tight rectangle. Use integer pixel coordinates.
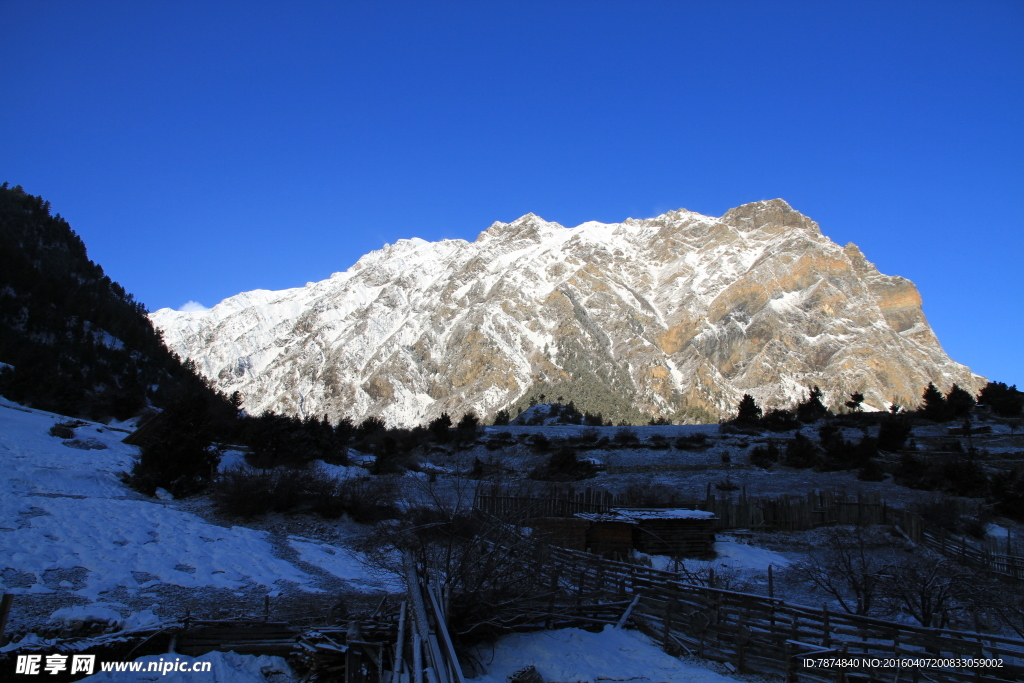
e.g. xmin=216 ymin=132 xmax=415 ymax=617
xmin=476 ymin=212 xmax=559 ymax=242
xmin=721 ymin=198 xmax=819 ymax=235
xmin=152 ymin=203 xmax=981 ymax=426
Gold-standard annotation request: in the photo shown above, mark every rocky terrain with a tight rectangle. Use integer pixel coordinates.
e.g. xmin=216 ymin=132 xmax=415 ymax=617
xmin=152 ymin=200 xmax=982 ymax=426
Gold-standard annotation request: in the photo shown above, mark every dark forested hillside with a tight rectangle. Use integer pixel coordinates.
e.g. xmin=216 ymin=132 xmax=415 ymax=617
xmin=0 ymin=183 xmax=219 ymax=420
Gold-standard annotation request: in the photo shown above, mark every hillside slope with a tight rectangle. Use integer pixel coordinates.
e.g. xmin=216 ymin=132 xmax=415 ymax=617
xmin=0 ymin=184 xmax=210 ymax=420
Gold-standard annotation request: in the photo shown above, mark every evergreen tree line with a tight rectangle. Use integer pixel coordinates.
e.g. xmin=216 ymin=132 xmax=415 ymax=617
xmin=734 ymin=380 xmax=1023 ymax=430
xmin=736 ymin=381 xmax=1024 ymax=522
xmin=0 ymin=183 xmax=215 ymax=420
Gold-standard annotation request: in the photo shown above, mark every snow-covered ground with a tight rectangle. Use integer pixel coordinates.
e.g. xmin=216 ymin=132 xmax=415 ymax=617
xmin=640 ymin=534 xmax=794 ymax=577
xmin=3 ymin=395 xmax=1021 ymax=677
xmin=465 ymin=625 xmax=746 ymax=683
xmin=0 ymin=398 xmax=395 ymax=637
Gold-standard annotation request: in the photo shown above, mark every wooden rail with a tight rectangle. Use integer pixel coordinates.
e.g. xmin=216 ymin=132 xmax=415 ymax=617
xmin=543 ymin=546 xmax=1024 ymax=683
xmin=922 ymin=528 xmax=1024 ymax=582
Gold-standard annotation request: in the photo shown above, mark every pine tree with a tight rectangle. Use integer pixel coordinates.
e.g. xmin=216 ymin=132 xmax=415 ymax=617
xmin=128 ymin=388 xmax=218 ymax=496
xmin=424 ymin=413 xmax=450 ymax=443
xmin=457 ymin=412 xmax=479 ymax=431
xmin=978 ymin=382 xmax=1024 ymax=417
xmin=921 ymin=382 xmax=947 ymax=421
xmin=735 ymin=394 xmax=762 ymax=424
xmin=945 ymin=384 xmax=975 ymax=419
xmin=797 ymin=386 xmax=829 ymax=423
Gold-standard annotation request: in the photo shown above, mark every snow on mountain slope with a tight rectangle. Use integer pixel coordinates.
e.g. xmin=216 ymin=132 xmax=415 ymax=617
xmin=152 ymin=200 xmax=983 ymax=426
xmin=0 ymin=398 xmax=389 ymax=632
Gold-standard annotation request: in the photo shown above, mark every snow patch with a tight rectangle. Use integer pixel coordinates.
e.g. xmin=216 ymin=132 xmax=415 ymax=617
xmin=467 ymin=625 xmax=743 ymax=683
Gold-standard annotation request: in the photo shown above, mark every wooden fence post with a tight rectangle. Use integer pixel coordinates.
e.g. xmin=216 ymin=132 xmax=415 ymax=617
xmin=822 ymin=603 xmax=830 ymax=649
xmin=0 ymin=594 xmax=13 ymax=647
xmin=546 ymin=569 xmax=560 ymax=629
xmin=662 ymin=598 xmax=677 ymax=652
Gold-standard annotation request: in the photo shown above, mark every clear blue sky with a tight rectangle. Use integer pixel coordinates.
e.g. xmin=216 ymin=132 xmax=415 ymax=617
xmin=2 ymin=1 xmax=1021 ymax=386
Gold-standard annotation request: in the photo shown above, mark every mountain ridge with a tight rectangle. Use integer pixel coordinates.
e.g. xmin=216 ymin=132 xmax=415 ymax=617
xmin=151 ymin=200 xmax=983 ymax=426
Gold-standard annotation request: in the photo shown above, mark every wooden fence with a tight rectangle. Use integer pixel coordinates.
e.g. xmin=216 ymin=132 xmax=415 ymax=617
xmin=921 ymin=527 xmax=1024 ymax=582
xmin=473 ymin=484 xmax=616 ymax=519
xmin=544 ymin=546 xmax=1024 ymax=683
xmin=472 ymin=484 xmax=908 ymax=532
xmin=474 ymin=483 xmax=1024 ymax=582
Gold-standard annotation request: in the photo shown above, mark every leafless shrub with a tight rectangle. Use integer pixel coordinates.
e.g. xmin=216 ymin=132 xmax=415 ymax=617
xmin=685 ymin=561 xmax=749 ymax=592
xmin=718 ymin=423 xmax=760 ymax=436
xmin=787 ymin=526 xmax=892 ymax=616
xmin=613 ymin=427 xmax=638 ymax=445
xmin=528 ymin=446 xmax=598 ymax=481
xmin=322 ymin=475 xmax=401 ymax=522
xmin=989 ymin=588 xmax=1024 ymax=639
xmin=674 ymin=433 xmax=709 ymax=450
xmin=358 ymin=474 xmax=559 ymax=646
xmin=911 ymin=496 xmax=987 ymax=536
xmin=878 ymin=553 xmax=977 ymax=629
xmin=647 ymin=434 xmax=670 ymax=450
xmin=48 ymin=421 xmax=79 ymax=439
xmin=212 ymin=464 xmax=399 ymax=521
xmin=714 ymin=476 xmax=739 ymax=492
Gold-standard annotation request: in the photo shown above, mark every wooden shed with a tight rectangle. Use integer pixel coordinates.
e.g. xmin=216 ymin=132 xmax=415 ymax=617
xmin=612 ymin=508 xmax=717 ymax=559
xmin=575 ymin=513 xmax=635 ymax=559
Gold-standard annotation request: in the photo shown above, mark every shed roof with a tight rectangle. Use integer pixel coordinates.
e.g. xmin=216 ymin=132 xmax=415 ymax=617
xmin=612 ymin=507 xmax=716 ymax=521
xmin=574 ymin=508 xmax=717 ymax=523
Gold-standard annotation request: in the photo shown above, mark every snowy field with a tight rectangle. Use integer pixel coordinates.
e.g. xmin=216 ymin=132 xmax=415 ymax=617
xmin=0 ymin=398 xmax=395 ymax=638
xmin=465 ymin=625 xmax=746 ymax=683
xmin=3 ymin=396 xmax=1021 ymax=679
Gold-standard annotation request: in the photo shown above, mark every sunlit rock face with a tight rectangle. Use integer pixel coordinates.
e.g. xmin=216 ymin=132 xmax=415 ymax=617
xmin=151 ymin=200 xmax=983 ymax=426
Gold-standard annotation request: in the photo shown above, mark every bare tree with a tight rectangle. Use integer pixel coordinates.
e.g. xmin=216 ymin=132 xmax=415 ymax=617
xmin=358 ymin=466 xmax=569 ymax=645
xmin=788 ymin=526 xmax=890 ymax=616
xmin=990 ymin=589 xmax=1024 ymax=639
xmin=878 ymin=553 xmax=973 ymax=629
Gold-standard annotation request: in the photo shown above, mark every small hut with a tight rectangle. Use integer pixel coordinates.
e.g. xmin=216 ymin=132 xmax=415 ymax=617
xmin=574 ymin=513 xmax=635 ymax=559
xmin=612 ymin=508 xmax=717 ymax=558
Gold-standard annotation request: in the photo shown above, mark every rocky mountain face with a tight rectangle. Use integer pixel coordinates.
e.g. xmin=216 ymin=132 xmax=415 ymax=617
xmin=151 ymin=200 xmax=983 ymax=426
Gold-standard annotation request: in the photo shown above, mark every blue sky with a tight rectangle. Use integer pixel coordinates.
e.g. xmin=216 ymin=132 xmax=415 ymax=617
xmin=2 ymin=1 xmax=1022 ymax=386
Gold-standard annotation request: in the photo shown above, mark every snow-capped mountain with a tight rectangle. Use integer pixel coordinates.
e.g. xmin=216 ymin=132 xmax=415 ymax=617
xmin=151 ymin=200 xmax=982 ymax=426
